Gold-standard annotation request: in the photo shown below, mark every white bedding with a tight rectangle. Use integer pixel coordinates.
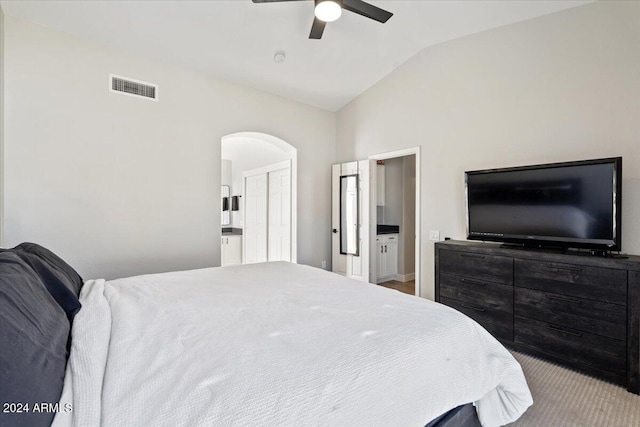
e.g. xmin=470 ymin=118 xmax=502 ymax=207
xmin=63 ymin=262 xmax=532 ymax=427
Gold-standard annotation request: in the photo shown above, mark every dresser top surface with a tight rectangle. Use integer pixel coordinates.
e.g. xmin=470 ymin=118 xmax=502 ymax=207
xmin=436 ymin=240 xmax=640 ymax=271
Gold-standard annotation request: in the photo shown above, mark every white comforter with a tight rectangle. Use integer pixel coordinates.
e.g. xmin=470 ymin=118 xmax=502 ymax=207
xmin=64 ymin=262 xmax=532 ymax=427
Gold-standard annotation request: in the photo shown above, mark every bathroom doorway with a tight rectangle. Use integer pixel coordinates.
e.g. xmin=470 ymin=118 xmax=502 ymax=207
xmin=369 ymin=148 xmax=420 ymax=296
xmin=220 ymin=132 xmax=297 ymax=266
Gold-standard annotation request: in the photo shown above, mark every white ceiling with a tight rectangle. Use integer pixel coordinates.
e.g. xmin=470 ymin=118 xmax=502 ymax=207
xmin=1 ymin=0 xmax=592 ymax=111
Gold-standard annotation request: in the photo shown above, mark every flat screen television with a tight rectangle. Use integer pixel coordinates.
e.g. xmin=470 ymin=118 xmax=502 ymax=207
xmin=465 ymin=157 xmax=622 ymax=251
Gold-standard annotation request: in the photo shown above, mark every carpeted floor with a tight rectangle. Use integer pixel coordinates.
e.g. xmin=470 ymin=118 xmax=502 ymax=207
xmin=508 ymin=351 xmax=640 ymax=427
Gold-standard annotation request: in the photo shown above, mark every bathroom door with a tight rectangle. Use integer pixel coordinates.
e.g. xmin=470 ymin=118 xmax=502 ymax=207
xmin=243 ymin=160 xmax=292 ymax=264
xmin=268 ymin=165 xmax=291 ymax=262
xmin=244 ymin=173 xmax=268 ymax=264
xmin=331 ymin=161 xmax=370 ymax=283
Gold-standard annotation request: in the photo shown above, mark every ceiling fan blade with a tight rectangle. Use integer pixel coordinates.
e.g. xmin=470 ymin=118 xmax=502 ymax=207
xmin=309 ymin=17 xmax=326 ymax=39
xmin=341 ymin=0 xmax=393 ymax=23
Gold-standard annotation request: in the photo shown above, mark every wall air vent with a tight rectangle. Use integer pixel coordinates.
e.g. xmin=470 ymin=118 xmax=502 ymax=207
xmin=109 ymin=74 xmax=158 ymax=101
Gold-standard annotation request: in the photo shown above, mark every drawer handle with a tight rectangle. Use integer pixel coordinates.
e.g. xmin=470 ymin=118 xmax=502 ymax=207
xmin=460 ymin=278 xmax=486 ymax=286
xmin=460 ymin=254 xmax=485 ymax=259
xmin=543 ymin=264 xmax=583 ymax=272
xmin=547 ymin=294 xmax=582 ymax=304
xmin=547 ymin=324 xmax=583 ymax=337
xmin=461 ymin=302 xmax=486 ymax=313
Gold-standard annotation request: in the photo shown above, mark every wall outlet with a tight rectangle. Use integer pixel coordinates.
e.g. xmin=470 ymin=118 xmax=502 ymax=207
xmin=321 ymin=260 xmax=327 ymax=269
xmin=429 ymin=230 xmax=440 ymax=241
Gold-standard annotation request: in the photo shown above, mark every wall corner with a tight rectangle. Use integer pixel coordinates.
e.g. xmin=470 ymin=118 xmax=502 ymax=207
xmin=0 ymin=6 xmax=6 ymax=247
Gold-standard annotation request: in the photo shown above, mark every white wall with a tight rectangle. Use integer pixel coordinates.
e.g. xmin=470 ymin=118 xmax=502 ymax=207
xmin=382 ymin=158 xmax=403 ymax=225
xmin=3 ymin=16 xmax=336 ymax=280
xmin=337 ymin=1 xmax=640 ymax=299
xmin=0 ymin=7 xmax=4 ymax=246
xmin=222 ymin=136 xmax=293 ymax=228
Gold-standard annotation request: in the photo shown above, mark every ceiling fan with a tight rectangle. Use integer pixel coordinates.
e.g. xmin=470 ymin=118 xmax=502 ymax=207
xmin=252 ymin=0 xmax=393 ymax=39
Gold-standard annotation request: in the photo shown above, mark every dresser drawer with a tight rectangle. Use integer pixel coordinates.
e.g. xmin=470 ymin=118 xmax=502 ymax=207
xmin=515 ymin=316 xmax=626 ymax=376
xmin=440 ymin=296 xmax=513 ymax=342
xmin=515 ymin=287 xmax=626 ymax=340
xmin=439 ymin=249 xmax=513 ymax=286
xmin=440 ymin=272 xmax=513 ymax=313
xmin=514 ymin=259 xmax=627 ymax=305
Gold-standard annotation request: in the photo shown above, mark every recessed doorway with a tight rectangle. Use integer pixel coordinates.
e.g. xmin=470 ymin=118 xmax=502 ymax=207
xmin=220 ymin=132 xmax=297 ymax=266
xmin=369 ymin=147 xmax=420 ymax=297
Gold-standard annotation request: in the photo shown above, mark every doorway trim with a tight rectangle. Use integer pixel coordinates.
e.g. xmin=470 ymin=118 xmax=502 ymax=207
xmin=368 ymin=147 xmax=421 ymax=297
xmin=221 ymin=132 xmax=297 ymax=264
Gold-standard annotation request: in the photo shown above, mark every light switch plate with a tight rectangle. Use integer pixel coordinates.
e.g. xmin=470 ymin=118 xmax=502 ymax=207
xmin=429 ymin=230 xmax=440 ymax=241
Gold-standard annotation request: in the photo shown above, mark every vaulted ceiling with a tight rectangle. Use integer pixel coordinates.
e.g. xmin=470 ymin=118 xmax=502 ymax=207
xmin=0 ymin=0 xmax=592 ymax=111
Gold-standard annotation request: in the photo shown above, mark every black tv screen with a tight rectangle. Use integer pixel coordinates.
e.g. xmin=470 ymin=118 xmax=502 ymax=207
xmin=466 ymin=157 xmax=622 ymax=251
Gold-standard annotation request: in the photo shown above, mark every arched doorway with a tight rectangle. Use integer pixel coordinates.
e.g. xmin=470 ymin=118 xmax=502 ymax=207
xmin=221 ymin=132 xmax=297 ymax=265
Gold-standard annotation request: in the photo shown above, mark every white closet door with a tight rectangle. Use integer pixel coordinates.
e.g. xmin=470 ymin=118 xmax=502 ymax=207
xmin=268 ymin=167 xmax=291 ymax=262
xmin=244 ymin=173 xmax=268 ymax=264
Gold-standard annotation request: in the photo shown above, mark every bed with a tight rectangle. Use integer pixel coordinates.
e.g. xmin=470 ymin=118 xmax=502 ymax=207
xmin=0 ymin=244 xmax=532 ymax=427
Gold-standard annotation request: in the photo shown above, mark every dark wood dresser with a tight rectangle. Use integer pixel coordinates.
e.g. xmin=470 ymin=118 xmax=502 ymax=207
xmin=435 ymin=240 xmax=640 ymax=394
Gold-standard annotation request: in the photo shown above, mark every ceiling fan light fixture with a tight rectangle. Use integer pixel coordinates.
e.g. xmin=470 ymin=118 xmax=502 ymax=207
xmin=315 ymin=0 xmax=342 ymax=23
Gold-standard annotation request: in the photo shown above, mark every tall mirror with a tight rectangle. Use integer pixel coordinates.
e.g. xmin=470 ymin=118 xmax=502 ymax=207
xmin=221 ymin=185 xmax=230 ymax=226
xmin=340 ymin=175 xmax=359 ymax=256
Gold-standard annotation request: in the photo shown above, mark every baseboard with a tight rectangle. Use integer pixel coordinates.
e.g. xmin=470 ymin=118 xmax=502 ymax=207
xmin=395 ymin=272 xmax=415 ymax=282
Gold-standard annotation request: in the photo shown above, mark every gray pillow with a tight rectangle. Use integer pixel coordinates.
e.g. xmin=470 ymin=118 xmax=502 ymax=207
xmin=0 ymin=252 xmax=69 ymax=427
xmin=14 ymin=245 xmax=82 ymax=322
xmin=15 ymin=242 xmax=83 ymax=295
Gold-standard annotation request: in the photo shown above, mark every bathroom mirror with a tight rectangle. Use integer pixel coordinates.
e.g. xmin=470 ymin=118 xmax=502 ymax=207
xmin=340 ymin=175 xmax=359 ymax=256
xmin=221 ymin=185 xmax=230 ymax=226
